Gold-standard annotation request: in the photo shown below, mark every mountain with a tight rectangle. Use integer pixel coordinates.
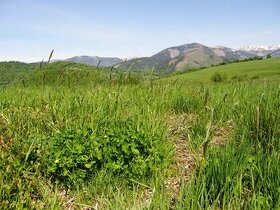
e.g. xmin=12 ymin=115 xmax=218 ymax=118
xmin=118 ymin=43 xmax=280 ymax=73
xmin=239 ymin=45 xmax=280 ymax=52
xmin=65 ymin=56 xmax=123 ymax=67
xmin=211 ymin=47 xmax=256 ymax=60
xmin=239 ymin=45 xmax=280 ymax=57
xmin=120 ymin=43 xmax=225 ymax=73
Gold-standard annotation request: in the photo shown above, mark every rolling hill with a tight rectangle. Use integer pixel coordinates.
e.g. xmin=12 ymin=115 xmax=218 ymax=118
xmin=0 ymin=61 xmax=37 ymax=86
xmin=0 ymin=61 xmax=109 ymax=86
xmin=167 ymin=57 xmax=280 ymax=82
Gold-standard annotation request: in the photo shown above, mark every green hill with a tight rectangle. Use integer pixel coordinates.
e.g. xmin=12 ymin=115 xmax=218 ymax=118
xmin=0 ymin=61 xmax=144 ymax=87
xmin=26 ymin=61 xmax=108 ymax=86
xmin=0 ymin=61 xmax=110 ymax=86
xmin=0 ymin=61 xmax=36 ymax=85
xmin=168 ymin=58 xmax=280 ymax=82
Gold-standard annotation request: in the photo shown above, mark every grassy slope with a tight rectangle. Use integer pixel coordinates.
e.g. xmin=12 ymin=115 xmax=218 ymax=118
xmin=0 ymin=61 xmax=36 ymax=85
xmin=169 ymin=58 xmax=280 ymax=82
xmin=26 ymin=61 xmax=109 ymax=86
xmin=0 ymin=61 xmax=108 ymax=85
xmin=0 ymin=61 xmax=143 ymax=87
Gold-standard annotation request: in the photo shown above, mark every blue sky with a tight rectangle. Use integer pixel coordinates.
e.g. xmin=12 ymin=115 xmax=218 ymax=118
xmin=0 ymin=0 xmax=279 ymax=62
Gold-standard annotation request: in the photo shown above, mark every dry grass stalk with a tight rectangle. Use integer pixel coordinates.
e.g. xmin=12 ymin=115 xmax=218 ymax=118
xmin=48 ymin=49 xmax=54 ymax=64
xmin=96 ymin=60 xmax=101 ymax=68
xmin=202 ymin=108 xmax=214 ymax=157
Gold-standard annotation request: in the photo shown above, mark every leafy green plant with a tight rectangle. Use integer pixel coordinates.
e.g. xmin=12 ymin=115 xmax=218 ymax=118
xmin=40 ymin=119 xmax=169 ymax=186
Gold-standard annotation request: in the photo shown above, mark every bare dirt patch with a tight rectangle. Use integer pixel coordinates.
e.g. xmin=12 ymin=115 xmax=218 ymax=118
xmin=164 ymin=113 xmax=198 ymax=199
xmin=211 ymin=120 xmax=234 ymax=147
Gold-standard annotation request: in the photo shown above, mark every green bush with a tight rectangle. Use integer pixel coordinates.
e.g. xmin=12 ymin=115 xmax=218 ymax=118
xmin=40 ymin=119 xmax=168 ymax=186
xmin=211 ymin=72 xmax=227 ymax=83
xmin=231 ymin=74 xmax=249 ymax=82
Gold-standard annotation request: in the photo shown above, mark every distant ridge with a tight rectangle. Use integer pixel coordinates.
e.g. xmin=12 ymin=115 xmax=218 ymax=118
xmin=239 ymin=45 xmax=280 ymax=52
xmin=239 ymin=45 xmax=280 ymax=57
xmin=64 ymin=56 xmax=123 ymax=67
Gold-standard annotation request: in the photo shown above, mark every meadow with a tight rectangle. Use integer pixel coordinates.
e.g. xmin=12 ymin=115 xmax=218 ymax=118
xmin=0 ymin=59 xmax=279 ymax=209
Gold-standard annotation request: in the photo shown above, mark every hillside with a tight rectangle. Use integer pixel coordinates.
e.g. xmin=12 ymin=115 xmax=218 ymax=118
xmin=0 ymin=61 xmax=37 ymax=86
xmin=0 ymin=61 xmax=108 ymax=86
xmin=168 ymin=58 xmax=280 ymax=82
xmin=27 ymin=61 xmax=110 ymax=86
xmin=0 ymin=61 xmax=145 ymax=88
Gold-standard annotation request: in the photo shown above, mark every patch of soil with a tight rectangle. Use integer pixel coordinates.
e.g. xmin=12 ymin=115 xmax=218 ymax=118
xmin=211 ymin=120 xmax=234 ymax=147
xmin=164 ymin=113 xmax=198 ymax=199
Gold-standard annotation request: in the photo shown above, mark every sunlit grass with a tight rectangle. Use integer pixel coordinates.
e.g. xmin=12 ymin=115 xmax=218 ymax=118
xmin=0 ymin=59 xmax=279 ymax=209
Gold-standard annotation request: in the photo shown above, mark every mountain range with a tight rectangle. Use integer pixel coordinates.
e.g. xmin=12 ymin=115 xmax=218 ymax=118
xmin=58 ymin=43 xmax=280 ymax=73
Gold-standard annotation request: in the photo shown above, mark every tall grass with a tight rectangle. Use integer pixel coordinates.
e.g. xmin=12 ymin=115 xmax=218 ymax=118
xmin=0 ymin=63 xmax=279 ymax=209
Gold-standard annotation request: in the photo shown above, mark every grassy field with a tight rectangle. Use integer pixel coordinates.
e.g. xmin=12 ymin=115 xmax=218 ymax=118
xmin=0 ymin=58 xmax=280 ymax=209
xmin=170 ymin=58 xmax=280 ymax=82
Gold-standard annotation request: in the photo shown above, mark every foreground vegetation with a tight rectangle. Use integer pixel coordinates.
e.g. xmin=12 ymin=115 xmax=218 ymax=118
xmin=0 ymin=59 xmax=279 ymax=209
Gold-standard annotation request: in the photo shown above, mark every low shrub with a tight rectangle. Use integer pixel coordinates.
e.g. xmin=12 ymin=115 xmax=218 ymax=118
xmin=211 ymin=72 xmax=228 ymax=83
xmin=40 ymin=119 xmax=169 ymax=186
xmin=231 ymin=74 xmax=249 ymax=82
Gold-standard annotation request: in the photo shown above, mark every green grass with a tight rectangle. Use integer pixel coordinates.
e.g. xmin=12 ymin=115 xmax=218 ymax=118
xmin=168 ymin=58 xmax=280 ymax=82
xmin=0 ymin=59 xmax=280 ymax=209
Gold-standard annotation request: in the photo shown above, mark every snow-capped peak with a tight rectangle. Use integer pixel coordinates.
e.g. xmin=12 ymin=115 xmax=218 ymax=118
xmin=239 ymin=45 xmax=280 ymax=52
